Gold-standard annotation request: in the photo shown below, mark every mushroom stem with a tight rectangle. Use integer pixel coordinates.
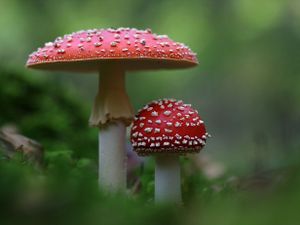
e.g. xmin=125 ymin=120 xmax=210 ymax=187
xmin=99 ymin=121 xmax=127 ymax=191
xmin=89 ymin=66 xmax=134 ymax=126
xmin=155 ymin=154 xmax=181 ymax=203
xmin=90 ymin=66 xmax=133 ymax=191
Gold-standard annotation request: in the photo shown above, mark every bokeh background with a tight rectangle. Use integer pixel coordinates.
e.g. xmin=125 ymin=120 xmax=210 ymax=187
xmin=0 ymin=0 xmax=300 ymax=224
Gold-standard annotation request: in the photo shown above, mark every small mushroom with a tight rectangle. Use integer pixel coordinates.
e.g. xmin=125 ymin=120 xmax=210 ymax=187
xmin=130 ymin=99 xmax=210 ymax=203
xmin=26 ymin=28 xmax=198 ymax=192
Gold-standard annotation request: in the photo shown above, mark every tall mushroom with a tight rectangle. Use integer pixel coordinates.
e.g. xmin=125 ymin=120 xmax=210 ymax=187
xmin=130 ymin=99 xmax=209 ymax=203
xmin=26 ymin=28 xmax=198 ymax=191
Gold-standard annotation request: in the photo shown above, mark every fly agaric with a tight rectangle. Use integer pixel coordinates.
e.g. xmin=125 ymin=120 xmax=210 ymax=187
xmin=26 ymin=28 xmax=198 ymax=191
xmin=131 ymin=99 xmax=210 ymax=203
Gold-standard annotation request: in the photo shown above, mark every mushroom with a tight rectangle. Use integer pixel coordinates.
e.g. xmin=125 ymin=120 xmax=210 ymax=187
xmin=26 ymin=28 xmax=198 ymax=191
xmin=130 ymin=99 xmax=210 ymax=203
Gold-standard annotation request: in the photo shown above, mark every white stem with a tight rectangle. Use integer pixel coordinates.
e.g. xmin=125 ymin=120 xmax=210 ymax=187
xmin=99 ymin=121 xmax=127 ymax=191
xmin=89 ymin=66 xmax=133 ymax=192
xmin=155 ymin=155 xmax=182 ymax=203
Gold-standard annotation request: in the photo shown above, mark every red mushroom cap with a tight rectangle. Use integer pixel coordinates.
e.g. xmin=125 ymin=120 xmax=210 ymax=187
xmin=130 ymin=99 xmax=209 ymax=156
xmin=26 ymin=28 xmax=198 ymax=72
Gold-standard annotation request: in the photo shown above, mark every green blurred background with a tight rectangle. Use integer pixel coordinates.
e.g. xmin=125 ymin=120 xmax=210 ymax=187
xmin=0 ymin=0 xmax=300 ymax=224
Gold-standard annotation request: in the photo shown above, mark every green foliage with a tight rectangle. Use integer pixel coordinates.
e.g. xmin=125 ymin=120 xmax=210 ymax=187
xmin=0 ymin=67 xmax=97 ymax=159
xmin=1 ymin=149 xmax=300 ymax=225
xmin=0 ymin=151 xmax=180 ymax=225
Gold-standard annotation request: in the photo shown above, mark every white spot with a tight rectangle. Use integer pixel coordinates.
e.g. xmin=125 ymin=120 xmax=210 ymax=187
xmin=174 ymin=122 xmax=180 ymax=127
xmin=164 ymin=128 xmax=172 ymax=133
xmin=94 ymin=42 xmax=102 ymax=47
xmin=155 ymin=120 xmax=161 ymax=124
xmin=138 ymin=142 xmax=146 ymax=146
xmin=164 ymin=111 xmax=172 ymax=116
xmin=175 ymin=134 xmax=182 ymax=140
xmin=132 ymin=132 xmax=138 ymax=138
xmin=140 ymin=39 xmax=146 ymax=45
xmin=151 ymin=111 xmax=158 ymax=116
xmin=154 ymin=128 xmax=160 ymax=133
xmin=166 ymin=122 xmax=172 ymax=127
xmin=163 ymin=142 xmax=170 ymax=146
xmin=140 ymin=123 xmax=144 ymax=128
xmin=111 ymin=42 xmax=117 ymax=47
xmin=45 ymin=42 xmax=53 ymax=47
xmin=57 ymin=49 xmax=65 ymax=54
xmin=144 ymin=127 xmax=152 ymax=133
xmin=175 ymin=100 xmax=182 ymax=105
